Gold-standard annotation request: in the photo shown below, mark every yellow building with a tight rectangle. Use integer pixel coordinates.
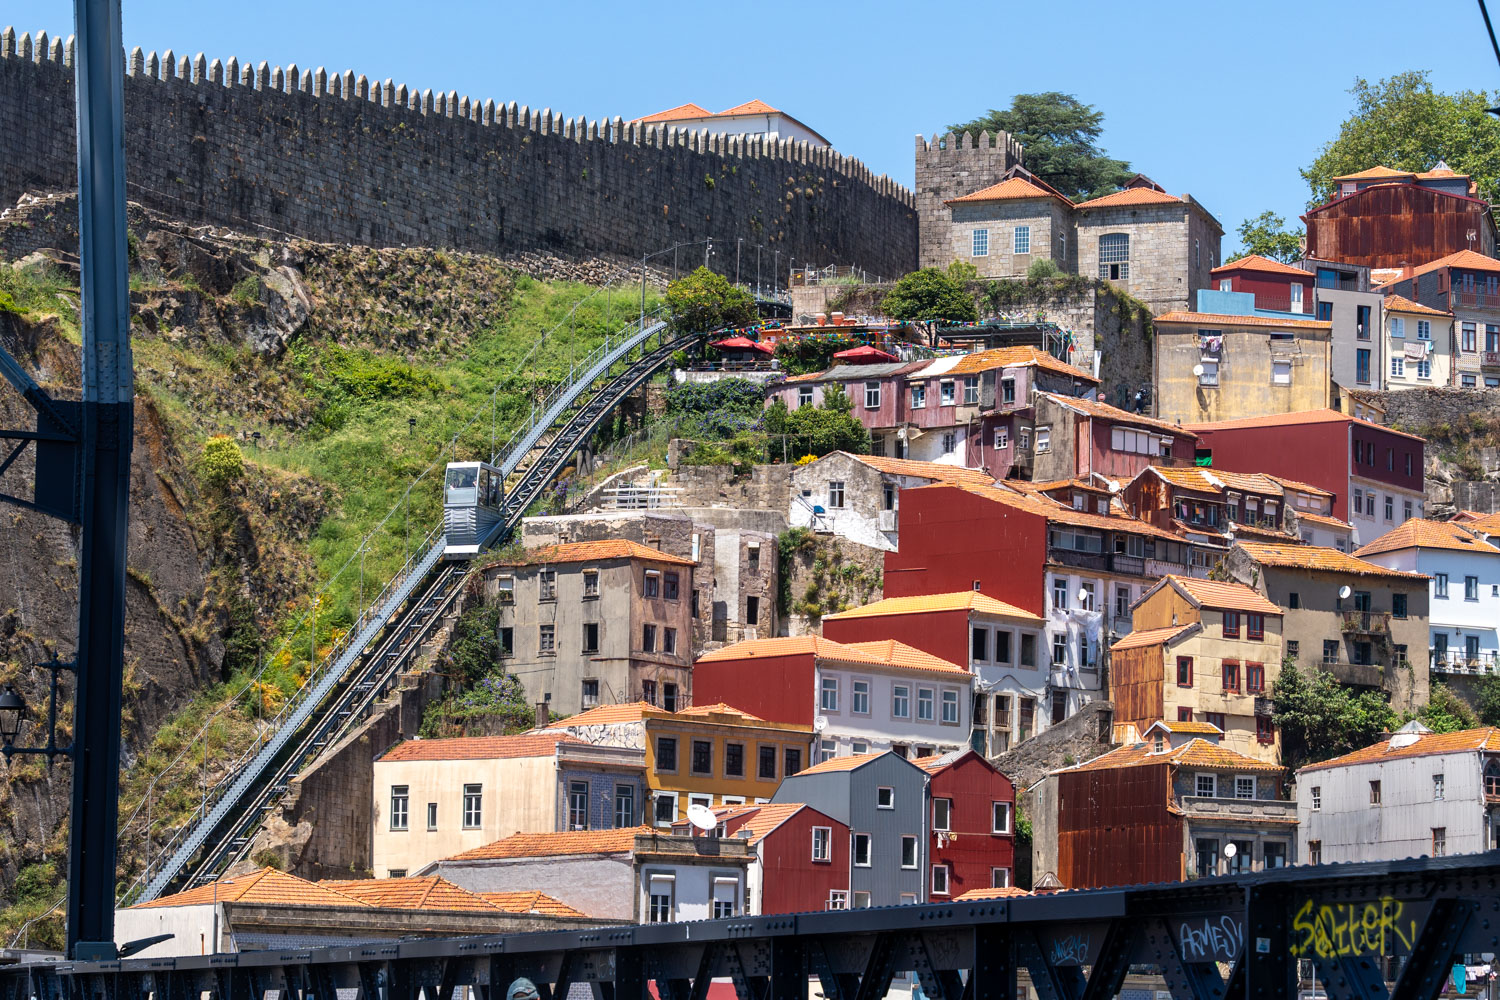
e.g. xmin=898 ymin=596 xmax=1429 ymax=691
xmin=1109 ymin=575 xmax=1285 ymax=763
xmin=553 ymin=702 xmax=814 ymax=825
xmin=1153 ymin=310 xmax=1332 ymax=424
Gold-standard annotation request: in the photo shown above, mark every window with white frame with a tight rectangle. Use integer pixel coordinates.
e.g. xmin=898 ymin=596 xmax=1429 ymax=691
xmin=991 ymin=867 xmax=1011 ymax=888
xmin=852 ymin=679 xmax=871 ymax=715
xmin=1418 ymin=320 xmax=1432 ymax=340
xmin=892 ymin=684 xmax=911 ymax=718
xmin=1311 ymin=785 xmax=1321 ymax=810
xmin=993 ymin=801 xmax=1012 ymax=834
xmin=1417 ymin=358 xmax=1432 ymax=379
xmin=1391 ymin=356 xmax=1405 ymax=378
xmin=463 ymin=784 xmax=483 ymax=828
xmin=933 ymin=797 xmax=952 ymax=831
xmin=940 ymin=380 xmax=955 ymax=405
xmin=964 ymin=376 xmax=980 ymax=404
xmin=1035 ymin=427 xmax=1050 ymax=452
xmin=1098 ymin=233 xmax=1130 ymax=279
xmin=942 ymin=431 xmax=956 ymax=454
xmin=1014 ymin=226 xmax=1031 ymax=255
xmin=1195 ymin=774 xmax=1216 ymax=798
xmin=1235 ymin=776 xmax=1255 ymax=800
xmin=972 ymin=229 xmax=989 ymax=257
xmin=827 ymin=890 xmax=848 ymax=910
xmin=812 ymin=826 xmax=831 ymax=861
xmin=917 ymin=687 xmax=935 ymax=721
xmin=864 ymin=382 xmax=880 ymax=409
xmin=941 ymin=689 xmax=959 ymax=724
xmin=712 ymin=877 xmax=739 ymax=919
xmin=818 ymin=739 xmax=836 ymax=762
xmin=828 ymin=481 xmax=845 ymax=508
xmin=1272 ymin=360 xmax=1292 ymax=385
xmin=820 ymin=676 xmax=839 ymax=712
xmin=877 ymin=786 xmax=894 ymax=809
xmin=901 ymin=835 xmax=918 ymax=868
xmin=647 ymin=874 xmax=675 ymax=923
xmin=931 ymin=864 xmax=951 ymax=895
xmin=390 ymin=785 xmax=409 ymax=831
xmin=995 ymin=427 xmax=1009 ymax=449
xmin=1199 ymin=361 xmax=1220 ymax=386
xmin=853 ymin=833 xmax=871 ymax=866
xmin=911 ymin=384 xmax=926 ymax=408
xmin=1389 ymin=316 xmax=1405 ymax=338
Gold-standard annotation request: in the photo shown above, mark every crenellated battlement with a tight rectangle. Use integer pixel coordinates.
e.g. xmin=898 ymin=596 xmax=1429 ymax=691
xmin=0 ymin=28 xmax=917 ymax=273
xmin=913 ymin=128 xmax=1026 ymax=269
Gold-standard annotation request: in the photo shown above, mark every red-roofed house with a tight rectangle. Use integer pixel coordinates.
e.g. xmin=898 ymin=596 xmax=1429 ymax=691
xmin=1030 ymin=729 xmax=1294 ymax=889
xmin=913 ymin=749 xmax=1018 ymax=897
xmin=1110 ymin=576 xmax=1285 ymax=762
xmin=673 ymin=802 xmax=850 ymax=914
xmin=631 ymin=99 xmax=829 ymax=147
xmin=940 ymin=167 xmax=1076 ymax=279
xmin=480 ymin=539 xmax=697 ymax=718
xmin=1029 ymin=391 xmax=1198 ymax=482
xmin=821 ymin=592 xmax=1044 ymax=754
xmin=372 ymin=732 xmax=648 ymax=879
xmin=1376 ymin=249 xmax=1500 ymax=389
xmin=1211 ymin=254 xmax=1317 ymax=315
xmin=692 ymin=636 xmax=974 ymax=763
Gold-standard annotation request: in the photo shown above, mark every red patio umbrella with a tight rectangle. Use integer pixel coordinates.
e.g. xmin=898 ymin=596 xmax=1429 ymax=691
xmin=833 ymin=343 xmax=898 ymax=362
xmin=710 ymin=335 xmax=775 ymax=354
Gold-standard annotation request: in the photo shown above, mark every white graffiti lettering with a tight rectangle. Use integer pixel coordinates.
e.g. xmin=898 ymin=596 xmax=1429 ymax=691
xmin=1178 ymin=915 xmax=1244 ymax=961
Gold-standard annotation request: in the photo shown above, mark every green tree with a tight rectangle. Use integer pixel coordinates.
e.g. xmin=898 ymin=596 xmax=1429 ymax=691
xmin=665 ymin=266 xmax=757 ymax=333
xmin=765 ymin=383 xmax=870 ymax=458
xmin=881 ymin=268 xmax=978 ymax=322
xmin=1475 ymin=675 xmax=1500 ymax=726
xmin=1229 ymin=211 xmax=1304 ymax=263
xmin=198 ymin=435 xmax=245 ymax=493
xmin=946 ymin=259 xmax=979 ymax=284
xmin=1027 ymin=257 xmax=1062 ymax=280
xmin=1303 ymin=71 xmax=1500 ymax=204
xmin=1272 ymin=659 xmax=1398 ymax=771
xmin=1415 ymin=683 xmax=1480 ymax=733
xmin=947 ymin=93 xmax=1132 ymax=201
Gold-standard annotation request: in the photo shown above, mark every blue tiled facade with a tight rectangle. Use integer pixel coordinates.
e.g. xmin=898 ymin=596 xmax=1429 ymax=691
xmin=555 ymin=767 xmax=649 ymax=831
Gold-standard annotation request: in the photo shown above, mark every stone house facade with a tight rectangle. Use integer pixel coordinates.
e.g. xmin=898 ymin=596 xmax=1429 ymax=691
xmin=481 ymin=540 xmax=696 ymax=718
xmin=915 ymin=130 xmax=1026 ymax=271
xmin=942 ymin=171 xmax=1076 ymax=279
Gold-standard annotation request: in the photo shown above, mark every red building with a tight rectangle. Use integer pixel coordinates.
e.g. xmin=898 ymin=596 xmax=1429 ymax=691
xmin=1030 ymin=391 xmax=1198 ymax=481
xmin=674 ymin=802 xmax=849 ymax=915
xmin=1184 ymin=409 xmax=1426 ymax=546
xmin=913 ymin=749 xmax=1016 ymax=897
xmin=1302 ymin=165 xmax=1496 ymax=270
xmin=1209 ymin=254 xmax=1316 ymax=314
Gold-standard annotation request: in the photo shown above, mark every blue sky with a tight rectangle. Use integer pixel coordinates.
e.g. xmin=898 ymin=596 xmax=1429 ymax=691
xmin=10 ymin=0 xmax=1500 ymax=254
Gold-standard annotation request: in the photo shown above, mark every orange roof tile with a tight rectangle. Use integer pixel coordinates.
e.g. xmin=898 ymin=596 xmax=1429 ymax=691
xmin=673 ymin=702 xmax=767 ymax=721
xmin=447 ymin=827 xmax=650 ymax=861
xmin=1109 ymin=624 xmax=1196 ymax=651
xmin=1294 ymin=509 xmax=1353 ymax=530
xmin=695 ymin=635 xmax=969 ymax=676
xmin=1331 ymin=166 xmax=1416 ymax=182
xmin=1265 ymin=475 xmax=1335 ymax=498
xmin=1162 ymin=575 xmax=1282 ymax=615
xmin=1140 ymin=465 xmax=1288 ymax=498
xmin=488 ymin=539 xmax=694 ymax=568
xmin=793 ymin=751 xmax=889 ymax=775
xmin=1065 ymin=738 xmax=1284 ymax=774
xmin=1353 ymin=519 xmax=1500 ymax=558
xmin=945 ymin=176 xmax=1070 ymax=207
xmin=1300 ymin=727 xmax=1500 ymax=773
xmin=725 ymin=802 xmax=813 ymax=845
xmin=1154 ymin=311 xmax=1331 ymax=331
xmin=1235 ymin=541 xmax=1428 ymax=580
xmin=1464 ymin=511 xmax=1500 ymax=535
xmin=633 ymin=102 xmax=715 ymax=124
xmin=823 ymin=591 xmax=1042 ymax=623
xmin=1150 ymin=720 xmax=1225 ymax=735
xmin=844 ymin=453 xmax=998 ymax=488
xmin=477 ymin=890 xmax=588 ymax=917
xmin=379 ymin=732 xmax=584 ymax=763
xmin=946 ymin=346 xmax=1098 ymax=381
xmin=1074 ymin=187 xmax=1184 ymax=210
xmin=1382 ymin=293 xmax=1451 ymax=318
xmin=1036 ymin=392 xmax=1199 ymax=439
xmin=1211 ymin=254 xmax=1312 ymax=279
xmin=318 ymin=876 xmax=501 ymax=912
xmin=955 ymin=886 xmax=1032 ymax=900
xmin=1183 ymin=407 xmax=1425 ymax=443
xmin=934 ymin=482 xmax=1185 ymax=542
xmin=1405 ymin=249 xmax=1500 ymax=281
xmin=132 ymin=868 xmax=370 ymax=910
xmin=717 ymin=99 xmax=780 ymax=116
xmin=554 ymin=702 xmax=652 ymax=726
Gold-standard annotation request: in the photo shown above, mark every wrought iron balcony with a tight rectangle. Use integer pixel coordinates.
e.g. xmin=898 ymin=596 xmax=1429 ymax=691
xmin=1339 ymin=610 xmax=1391 ymax=635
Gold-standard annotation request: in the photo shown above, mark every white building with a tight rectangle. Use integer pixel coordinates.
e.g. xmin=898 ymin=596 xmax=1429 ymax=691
xmin=1355 ymin=519 xmax=1500 ymax=673
xmin=808 ymin=641 xmax=974 ymax=762
xmin=632 ymin=99 xmax=829 ymax=148
xmin=1297 ymin=723 xmax=1500 ymax=864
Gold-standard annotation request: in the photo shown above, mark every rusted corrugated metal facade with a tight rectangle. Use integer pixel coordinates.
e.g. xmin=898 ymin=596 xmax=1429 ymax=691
xmin=1056 ymin=762 xmax=1181 ymax=889
xmin=1109 ymin=644 xmax=1167 ymax=736
xmin=1304 ymin=185 xmax=1496 ymax=270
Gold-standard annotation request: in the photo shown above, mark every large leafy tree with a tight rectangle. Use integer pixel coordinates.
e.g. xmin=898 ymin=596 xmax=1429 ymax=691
xmin=947 ymin=93 xmax=1132 ymax=202
xmin=1228 ymin=211 xmax=1304 ymax=264
xmin=880 ymin=268 xmax=978 ymax=322
xmin=1303 ymin=71 xmax=1500 ymax=204
xmin=665 ymin=266 xmax=757 ymax=333
xmin=764 ymin=384 xmax=870 ymax=458
xmin=1272 ymin=659 xmax=1398 ymax=772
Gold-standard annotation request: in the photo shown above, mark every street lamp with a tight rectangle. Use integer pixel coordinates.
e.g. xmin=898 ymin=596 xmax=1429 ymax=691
xmin=0 ymin=659 xmax=76 ymax=763
xmin=0 ymin=686 xmax=24 ymax=742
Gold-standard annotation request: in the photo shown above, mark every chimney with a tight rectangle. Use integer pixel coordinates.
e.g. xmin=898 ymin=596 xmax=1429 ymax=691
xmin=535 ymin=701 xmax=550 ymax=729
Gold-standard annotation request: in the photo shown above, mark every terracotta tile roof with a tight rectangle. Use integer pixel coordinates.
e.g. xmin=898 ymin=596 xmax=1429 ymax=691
xmin=1153 ymin=311 xmax=1331 ymax=331
xmin=477 ymin=890 xmax=588 ymax=917
xmin=717 ymin=99 xmax=780 ymax=116
xmin=633 ymin=102 xmax=715 ymax=124
xmin=1267 ymin=475 xmax=1335 ymax=498
xmin=933 ymin=482 xmax=1184 ymax=543
xmin=379 ymin=732 xmax=584 ymax=762
xmin=909 ymin=748 xmax=974 ymax=774
xmin=318 ymin=876 xmax=500 ymax=912
xmin=1151 ymin=720 xmax=1225 ymax=735
xmin=946 ymin=346 xmax=1097 ymax=381
xmin=1464 ymin=511 xmax=1500 ymax=535
xmin=1064 ymin=738 xmax=1284 ymax=774
xmin=1383 ymin=293 xmax=1451 ymax=318
xmin=673 ymin=702 xmax=767 ymax=721
xmin=132 ymin=868 xmax=370 ymax=910
xmin=555 ymin=702 xmax=652 ymax=727
xmin=822 ymin=591 xmax=1042 ymax=623
xmin=1331 ymin=166 xmax=1416 ymax=182
xmin=793 ymin=751 xmax=888 ymax=775
xmin=1294 ymin=510 xmax=1353 ymax=530
xmin=843 ymin=453 xmax=998 ymax=488
xmin=1183 ymin=408 xmax=1425 ymax=443
xmin=1074 ymin=187 xmax=1185 ymax=210
xmin=1109 ymin=624 xmax=1197 ymax=651
xmin=724 ymin=802 xmax=812 ymax=845
xmin=488 ymin=539 xmax=694 ymax=568
xmin=1036 ymin=392 xmax=1199 ymax=439
xmin=446 ymin=826 xmax=650 ymax=861
xmin=1418 ymin=166 xmax=1463 ymax=179
xmin=1141 ymin=466 xmax=1287 ymax=497
xmin=1353 ymin=518 xmax=1500 ymax=558
xmin=1211 ymin=254 xmax=1312 ymax=278
xmin=945 ymin=176 xmax=1070 ymax=207
xmin=696 ymin=635 xmax=969 ymax=676
xmin=1300 ymin=727 xmax=1500 ymax=773
xmin=1162 ymin=575 xmax=1283 ymax=615
xmin=1406 ymin=249 xmax=1500 ymax=280
xmin=1235 ymin=541 xmax=1428 ymax=580
xmin=955 ymin=886 xmax=1032 ymax=900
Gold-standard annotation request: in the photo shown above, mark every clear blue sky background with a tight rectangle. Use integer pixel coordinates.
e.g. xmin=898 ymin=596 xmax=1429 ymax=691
xmin=10 ymin=0 xmax=1500 ymax=255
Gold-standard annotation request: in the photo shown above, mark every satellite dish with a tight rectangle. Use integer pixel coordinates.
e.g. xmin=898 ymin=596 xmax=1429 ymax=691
xmin=1078 ymin=587 xmax=1091 ymax=607
xmin=687 ymin=803 xmax=718 ymax=832
xmin=814 ymin=716 xmax=828 ymax=733
xmin=1192 ymin=364 xmax=1205 ymax=377
xmin=1222 ymin=842 xmax=1238 ymax=859
xmin=1338 ymin=585 xmax=1352 ymax=600
xmin=1107 ymin=481 xmax=1121 ymax=494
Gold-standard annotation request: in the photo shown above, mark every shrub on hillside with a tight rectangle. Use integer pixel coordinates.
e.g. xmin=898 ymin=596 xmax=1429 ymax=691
xmin=881 ymin=268 xmax=978 ymax=322
xmin=764 ymin=384 xmax=870 ymax=457
xmin=665 ymin=378 xmax=765 ymax=418
xmin=198 ymin=435 xmax=245 ymax=493
xmin=665 ymin=266 xmax=757 ymax=333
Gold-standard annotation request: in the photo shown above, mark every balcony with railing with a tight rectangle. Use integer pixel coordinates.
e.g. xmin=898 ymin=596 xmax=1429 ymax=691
xmin=1483 ymin=351 xmax=1500 ymax=370
xmin=1049 ymin=548 xmax=1109 ymax=572
xmin=1450 ymin=289 xmax=1500 ymax=309
xmin=1179 ymin=794 xmax=1297 ymax=824
xmin=1340 ymin=610 xmax=1392 ymax=635
xmin=1321 ymin=658 xmax=1384 ymax=688
xmin=1430 ymin=649 xmax=1500 ymax=675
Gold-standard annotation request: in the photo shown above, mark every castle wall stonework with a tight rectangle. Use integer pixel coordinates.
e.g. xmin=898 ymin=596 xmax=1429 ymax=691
xmin=0 ymin=34 xmax=917 ymax=276
xmin=914 ymin=132 xmax=1025 ymax=270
